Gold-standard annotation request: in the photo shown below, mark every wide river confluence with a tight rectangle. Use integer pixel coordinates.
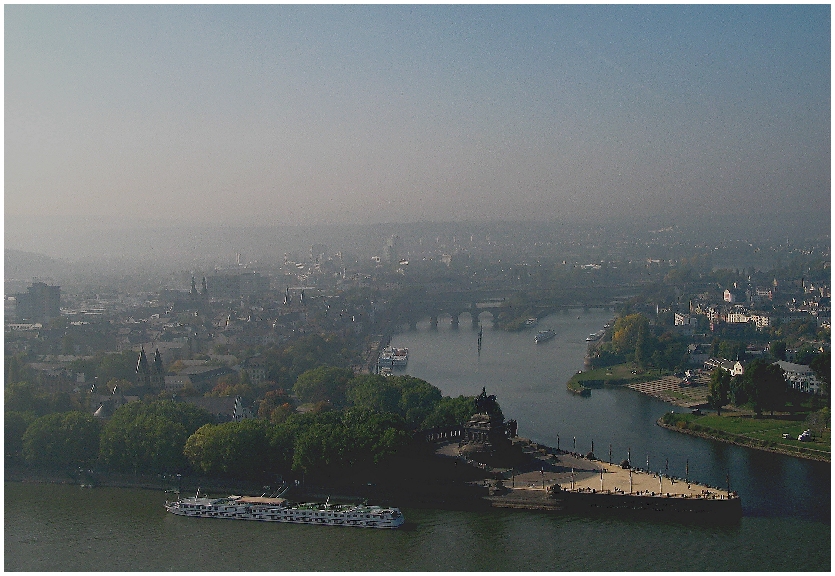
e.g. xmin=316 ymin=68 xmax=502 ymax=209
xmin=4 ymin=310 xmax=830 ymax=571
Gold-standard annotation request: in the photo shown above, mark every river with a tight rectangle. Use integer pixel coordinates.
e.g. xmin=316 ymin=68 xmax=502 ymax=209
xmin=4 ymin=310 xmax=830 ymax=571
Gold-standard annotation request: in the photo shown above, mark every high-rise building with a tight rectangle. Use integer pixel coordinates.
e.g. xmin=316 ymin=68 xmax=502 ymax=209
xmin=14 ymin=282 xmax=60 ymax=323
xmin=311 ymin=244 xmax=328 ymax=263
xmin=382 ymin=235 xmax=400 ymax=264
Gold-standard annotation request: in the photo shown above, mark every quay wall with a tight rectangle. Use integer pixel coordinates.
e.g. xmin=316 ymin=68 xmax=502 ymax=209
xmin=558 ymin=489 xmax=742 ymax=521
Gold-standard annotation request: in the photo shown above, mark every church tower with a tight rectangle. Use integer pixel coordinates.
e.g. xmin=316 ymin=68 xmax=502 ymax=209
xmin=136 ymin=346 xmax=165 ymax=389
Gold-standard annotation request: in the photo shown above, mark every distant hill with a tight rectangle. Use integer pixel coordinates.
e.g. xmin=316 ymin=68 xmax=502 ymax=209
xmin=4 ymin=249 xmax=72 ymax=288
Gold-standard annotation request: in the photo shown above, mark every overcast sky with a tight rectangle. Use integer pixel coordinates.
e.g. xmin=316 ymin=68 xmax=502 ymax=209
xmin=5 ymin=5 xmax=831 ymax=231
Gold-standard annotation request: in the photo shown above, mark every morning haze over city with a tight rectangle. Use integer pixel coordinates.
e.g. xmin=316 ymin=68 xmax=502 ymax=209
xmin=4 ymin=5 xmax=831 ymax=573
xmin=5 ymin=5 xmax=829 ymax=257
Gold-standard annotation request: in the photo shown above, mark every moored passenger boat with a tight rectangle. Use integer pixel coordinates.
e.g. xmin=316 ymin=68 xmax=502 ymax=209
xmin=535 ymin=329 xmax=557 ymax=343
xmin=378 ymin=346 xmax=408 ymax=368
xmin=165 ymin=492 xmax=404 ymax=529
xmin=391 ymin=347 xmax=409 ymax=366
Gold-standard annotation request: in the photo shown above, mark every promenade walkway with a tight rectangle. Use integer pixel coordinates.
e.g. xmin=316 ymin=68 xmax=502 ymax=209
xmin=496 ymin=444 xmax=733 ymax=499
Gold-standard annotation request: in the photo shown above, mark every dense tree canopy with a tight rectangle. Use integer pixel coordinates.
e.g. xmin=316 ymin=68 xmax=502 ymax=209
xmin=4 ymin=381 xmax=76 ymax=416
xmin=346 ymin=375 xmax=402 ymax=416
xmin=184 ymin=407 xmax=411 ymax=480
xmin=287 ymin=408 xmax=410 ymax=475
xmin=257 ymin=388 xmax=294 ymax=423
xmin=810 ymin=351 xmax=830 ymax=399
xmin=184 ymin=419 xmax=292 ymax=480
xmin=5 ymin=410 xmax=37 ymax=461
xmin=95 ymin=351 xmax=140 ymax=384
xmin=345 ymin=374 xmax=445 ymax=428
xmin=611 ymin=314 xmax=650 ymax=356
xmin=422 ymin=395 xmax=478 ymax=429
xmin=264 ymin=334 xmax=356 ymax=388
xmin=293 ymin=366 xmax=353 ymax=406
xmin=591 ymin=313 xmax=687 ymax=371
xmin=707 ymin=368 xmax=731 ymax=416
xmin=99 ymin=401 xmax=213 ymax=473
xmin=731 ymin=359 xmax=786 ymax=416
xmin=22 ymin=411 xmax=101 ymax=468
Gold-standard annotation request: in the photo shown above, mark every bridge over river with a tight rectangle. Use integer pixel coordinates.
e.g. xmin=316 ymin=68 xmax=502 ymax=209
xmin=388 ymin=288 xmax=621 ymax=330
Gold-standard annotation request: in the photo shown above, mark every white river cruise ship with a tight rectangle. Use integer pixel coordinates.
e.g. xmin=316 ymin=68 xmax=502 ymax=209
xmin=165 ymin=492 xmax=405 ymax=529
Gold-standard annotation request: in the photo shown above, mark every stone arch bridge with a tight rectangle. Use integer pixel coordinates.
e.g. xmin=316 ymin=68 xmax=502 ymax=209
xmin=389 ymin=290 xmax=617 ymax=331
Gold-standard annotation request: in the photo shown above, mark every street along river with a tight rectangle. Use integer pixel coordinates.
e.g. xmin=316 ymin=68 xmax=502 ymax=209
xmin=4 ymin=310 xmax=830 ymax=571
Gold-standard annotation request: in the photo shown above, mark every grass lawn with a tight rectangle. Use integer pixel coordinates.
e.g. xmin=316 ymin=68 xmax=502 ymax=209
xmin=662 ymin=412 xmax=830 ymax=459
xmin=569 ymin=362 xmax=664 ymax=386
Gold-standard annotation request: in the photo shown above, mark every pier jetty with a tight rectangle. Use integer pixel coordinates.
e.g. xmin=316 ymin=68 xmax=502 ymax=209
xmin=425 ymin=388 xmax=741 ymax=522
xmin=477 ymin=438 xmax=741 ymax=521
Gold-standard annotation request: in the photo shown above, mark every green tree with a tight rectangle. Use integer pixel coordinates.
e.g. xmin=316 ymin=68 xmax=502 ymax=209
xmin=5 ymin=354 xmax=28 ymax=384
xmin=770 ymin=340 xmax=787 ymax=361
xmin=22 ymin=411 xmax=101 ymax=468
xmin=264 ymin=334 xmax=356 ymax=387
xmin=743 ymin=359 xmax=786 ymax=417
xmin=5 ymin=410 xmax=36 ymax=461
xmin=611 ymin=314 xmax=650 ymax=356
xmin=718 ymin=340 xmax=746 ymax=362
xmin=633 ymin=322 xmax=649 ymax=367
xmin=183 ymin=423 xmax=226 ymax=476
xmin=729 ymin=374 xmax=749 ymax=407
xmin=258 ymin=388 xmax=294 ymax=422
xmin=100 ymin=413 xmax=188 ymax=473
xmin=99 ymin=401 xmax=212 ymax=473
xmin=810 ymin=351 xmax=830 ymax=399
xmin=185 ymin=419 xmax=297 ymax=480
xmin=96 ymin=351 xmax=140 ymax=384
xmin=346 ymin=375 xmax=401 ymax=414
xmin=293 ymin=366 xmax=353 ymax=406
xmin=422 ymin=395 xmax=477 ymax=428
xmin=707 ymin=368 xmax=731 ymax=416
xmin=395 ymin=376 xmax=443 ymax=428
xmin=4 ymin=381 xmax=72 ymax=416
xmin=288 ymin=409 xmax=409 ymax=475
xmin=4 ymin=381 xmax=39 ymax=414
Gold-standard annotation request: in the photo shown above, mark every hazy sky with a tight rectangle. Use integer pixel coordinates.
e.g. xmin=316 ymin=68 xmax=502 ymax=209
xmin=5 ymin=5 xmax=831 ymax=229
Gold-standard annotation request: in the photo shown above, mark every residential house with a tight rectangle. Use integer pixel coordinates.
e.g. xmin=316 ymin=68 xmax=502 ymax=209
xmin=775 ymin=361 xmax=822 ymax=395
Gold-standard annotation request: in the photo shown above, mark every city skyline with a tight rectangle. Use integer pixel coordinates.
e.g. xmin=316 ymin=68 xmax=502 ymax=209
xmin=5 ymin=5 xmax=830 ymax=237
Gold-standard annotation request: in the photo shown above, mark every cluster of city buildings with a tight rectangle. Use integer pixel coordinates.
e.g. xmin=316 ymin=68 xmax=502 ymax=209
xmin=673 ymin=278 xmax=830 ymax=334
xmin=5 ymin=231 xmax=829 ymax=417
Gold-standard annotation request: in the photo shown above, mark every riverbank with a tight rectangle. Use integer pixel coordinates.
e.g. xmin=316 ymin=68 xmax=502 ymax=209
xmin=3 ymin=449 xmax=495 ymax=513
xmin=5 ymin=434 xmax=743 ymax=522
xmin=657 ymin=417 xmax=830 ymax=463
xmin=565 ymin=363 xmax=708 ymax=406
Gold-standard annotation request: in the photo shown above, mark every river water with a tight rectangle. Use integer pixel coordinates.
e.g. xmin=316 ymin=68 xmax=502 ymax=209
xmin=4 ymin=310 xmax=830 ymax=571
